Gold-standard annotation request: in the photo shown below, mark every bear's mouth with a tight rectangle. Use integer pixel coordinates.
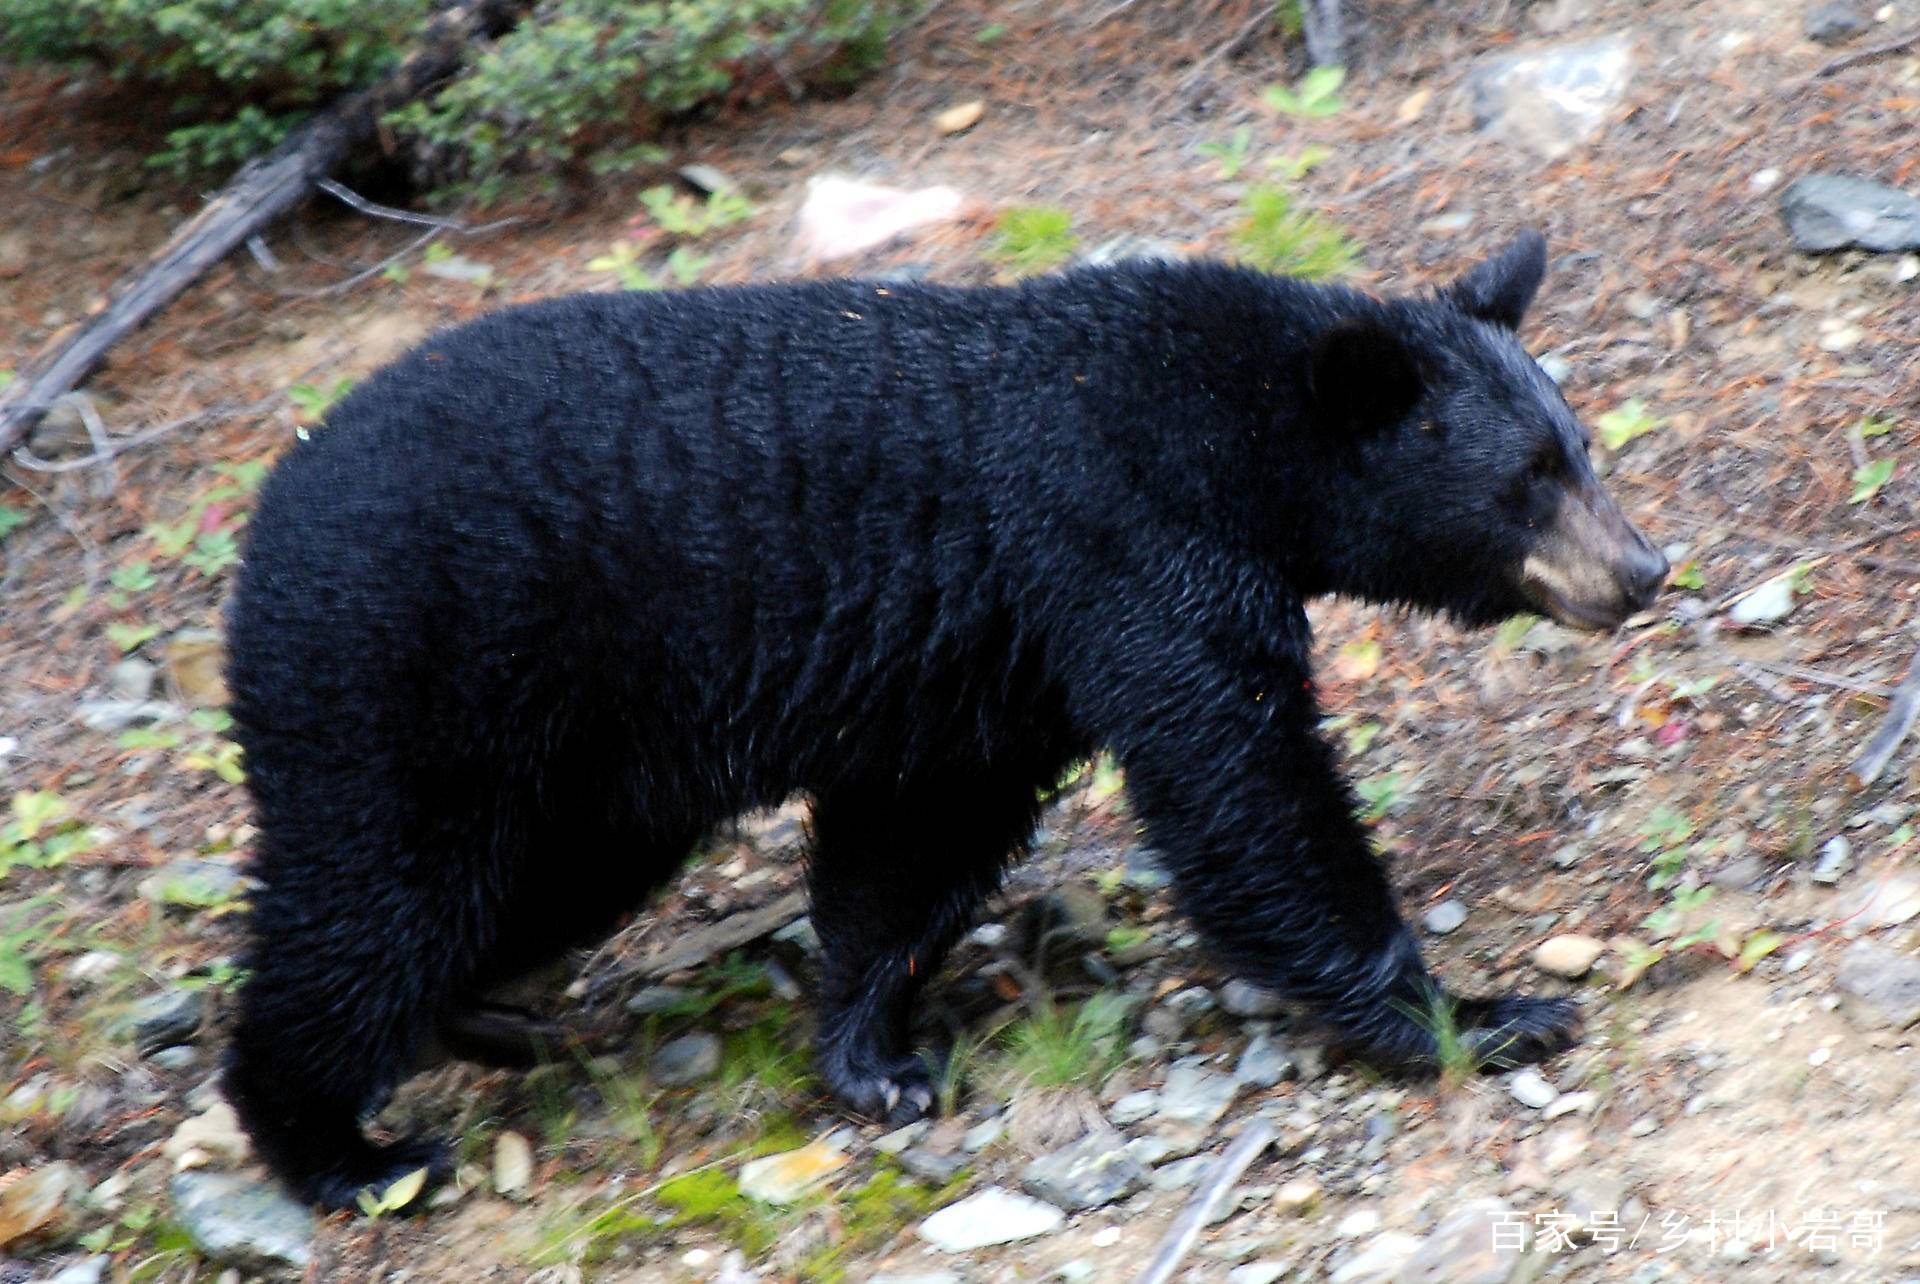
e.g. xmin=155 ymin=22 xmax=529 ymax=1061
xmin=1516 ymin=575 xmax=1634 ymax=632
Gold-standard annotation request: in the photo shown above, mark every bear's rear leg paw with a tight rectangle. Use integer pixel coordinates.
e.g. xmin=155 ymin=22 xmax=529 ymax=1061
xmin=1457 ymin=993 xmax=1582 ymax=1070
xmin=297 ymin=1135 xmax=455 ymax=1212
xmin=819 ymin=1047 xmax=936 ymax=1126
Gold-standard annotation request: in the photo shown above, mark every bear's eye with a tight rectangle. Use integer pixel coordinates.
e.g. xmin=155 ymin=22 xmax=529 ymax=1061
xmin=1526 ymin=448 xmax=1562 ymax=483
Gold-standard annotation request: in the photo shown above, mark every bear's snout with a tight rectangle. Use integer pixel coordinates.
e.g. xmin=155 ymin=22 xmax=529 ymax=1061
xmin=1519 ymin=485 xmax=1665 ymax=630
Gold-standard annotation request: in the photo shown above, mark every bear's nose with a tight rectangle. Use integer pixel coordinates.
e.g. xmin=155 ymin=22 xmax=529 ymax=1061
xmin=1621 ymin=541 xmax=1669 ymax=609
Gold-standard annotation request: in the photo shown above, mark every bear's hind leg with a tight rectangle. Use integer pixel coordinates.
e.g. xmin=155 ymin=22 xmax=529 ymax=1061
xmin=808 ymin=770 xmax=1052 ymax=1125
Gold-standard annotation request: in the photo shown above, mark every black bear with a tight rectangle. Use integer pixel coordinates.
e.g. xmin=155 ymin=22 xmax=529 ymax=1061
xmin=224 ymin=230 xmax=1665 ymax=1208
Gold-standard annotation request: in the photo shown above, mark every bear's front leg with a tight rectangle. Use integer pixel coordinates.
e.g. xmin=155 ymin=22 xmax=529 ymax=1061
xmin=807 ymin=767 xmax=1058 ymax=1123
xmin=1099 ymin=633 xmax=1578 ymax=1071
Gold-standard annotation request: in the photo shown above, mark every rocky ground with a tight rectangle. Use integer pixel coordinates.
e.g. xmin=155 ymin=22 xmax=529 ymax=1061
xmin=4 ymin=0 xmax=1920 ymax=1281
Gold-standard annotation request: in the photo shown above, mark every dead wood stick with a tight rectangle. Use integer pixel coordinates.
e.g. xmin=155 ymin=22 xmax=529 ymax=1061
xmin=630 ymin=890 xmax=811 ymax=981
xmin=1849 ymin=643 xmax=1920 ymax=787
xmin=1813 ymin=27 xmax=1920 ymax=77
xmin=0 ymin=0 xmax=528 ymax=453
xmin=1134 ymin=1120 xmax=1276 ymax=1284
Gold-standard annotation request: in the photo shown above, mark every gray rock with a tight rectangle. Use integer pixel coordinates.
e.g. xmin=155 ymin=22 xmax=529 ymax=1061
xmin=128 ymin=988 xmax=206 ymax=1055
xmin=1109 ymin=1089 xmax=1159 ymax=1125
xmin=962 ymin=1117 xmax=1005 ymax=1152
xmin=624 ymin=985 xmax=697 ymax=1015
xmin=1228 ymin=1264 xmax=1288 ymax=1284
xmin=420 ymin=254 xmax=493 ymax=284
xmin=1812 ymin=835 xmax=1852 ymax=885
xmin=1218 ymin=979 xmax=1286 ymax=1017
xmin=1329 ymin=1231 xmax=1421 ymax=1282
xmin=1021 ymin=1134 xmax=1149 ymax=1211
xmin=917 ymin=1186 xmax=1064 ymax=1251
xmin=1422 ymin=900 xmax=1468 ymax=935
xmin=1397 ymin=1199 xmax=1528 ymax=1282
xmin=1079 ymin=234 xmax=1181 ymax=267
xmin=1148 ymin=1153 xmax=1215 ymax=1191
xmin=1835 ymin=939 xmax=1920 ymax=1028
xmin=108 ymin=658 xmax=157 ymax=702
xmin=138 ymin=858 xmax=248 ymax=909
xmin=1805 ymin=2 xmax=1868 ymax=43
xmin=1467 ymin=34 xmax=1635 ymax=159
xmin=770 ymin=915 xmax=820 ymax=953
xmin=147 ymin=1046 xmax=199 ymax=1071
xmin=1781 ymin=174 xmax=1920 ymax=253
xmin=874 ymin=1121 xmax=928 ymax=1154
xmin=64 ymin=950 xmax=121 ymax=989
xmin=1508 ymin=1069 xmax=1559 ymax=1109
xmin=76 ymin=699 xmax=180 ymax=732
xmin=1157 ymin=1063 xmax=1239 ymax=1125
xmin=45 ymin=1257 xmax=109 ymax=1284
xmin=170 ymin=1172 xmax=314 ymax=1273
xmin=870 ymin=1275 xmax=964 ymax=1284
xmin=650 ymin=1032 xmax=722 ymax=1085
xmin=1234 ymin=1034 xmax=1296 ymax=1089
xmin=895 ymin=1147 xmax=967 ymax=1185
xmin=1728 ymin=574 xmax=1796 ymax=626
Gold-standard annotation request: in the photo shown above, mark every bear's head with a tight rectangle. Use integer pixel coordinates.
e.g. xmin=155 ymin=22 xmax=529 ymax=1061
xmin=1303 ymin=230 xmax=1667 ymax=631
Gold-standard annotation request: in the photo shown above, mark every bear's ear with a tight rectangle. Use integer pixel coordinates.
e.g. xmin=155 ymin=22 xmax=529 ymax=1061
xmin=1307 ymin=317 xmax=1425 ymax=435
xmin=1444 ymin=229 xmax=1547 ymax=330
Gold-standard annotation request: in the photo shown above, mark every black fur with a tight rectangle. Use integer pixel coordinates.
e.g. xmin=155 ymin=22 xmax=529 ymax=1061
xmin=226 ymin=241 xmax=1610 ymax=1208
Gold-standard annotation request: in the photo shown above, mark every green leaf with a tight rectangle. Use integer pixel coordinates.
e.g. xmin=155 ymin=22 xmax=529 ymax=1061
xmin=1492 ymin=613 xmax=1539 ymax=652
xmin=1855 ymin=414 xmax=1894 ymax=440
xmin=106 ymin=622 xmax=162 ymax=653
xmin=1671 ymin=559 xmax=1704 ymax=591
xmin=987 ymin=206 xmax=1078 ymax=277
xmin=1343 ymin=721 xmax=1381 ymax=755
xmin=1850 ymin=457 xmax=1895 ymax=504
xmin=1263 ymin=65 xmax=1346 ymax=117
xmin=975 ymin=21 xmax=1006 ymax=42
xmin=0 ymin=504 xmax=27 ymax=541
xmin=1735 ymin=929 xmax=1784 ymax=973
xmin=1596 ymin=398 xmax=1663 ymax=451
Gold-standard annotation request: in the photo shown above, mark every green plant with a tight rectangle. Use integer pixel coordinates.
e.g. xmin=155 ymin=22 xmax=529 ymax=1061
xmin=1001 ymin=992 xmax=1131 ymax=1092
xmin=1355 ymin=770 xmax=1407 ymax=822
xmin=1671 ymin=560 xmax=1704 ymax=591
xmin=1 ymin=791 xmax=97 ymax=882
xmin=6 ymin=1 xmax=911 ymax=186
xmin=1391 ymin=990 xmax=1484 ymax=1086
xmin=0 ymin=896 xmax=60 ymax=996
xmin=1264 ymin=145 xmax=1331 ymax=181
xmin=1197 ymin=126 xmax=1253 ymax=179
xmin=1851 ymin=457 xmax=1895 ymax=504
xmin=1263 ymin=65 xmax=1346 ymax=118
xmin=1231 ymin=184 xmax=1359 ymax=279
xmin=1596 ymin=398 xmax=1662 ymax=450
xmin=0 ymin=503 xmax=27 ymax=542
xmin=987 ymin=205 xmax=1078 ymax=277
xmin=288 ymin=378 xmax=355 ymax=423
xmin=639 ymin=184 xmax=755 ymax=237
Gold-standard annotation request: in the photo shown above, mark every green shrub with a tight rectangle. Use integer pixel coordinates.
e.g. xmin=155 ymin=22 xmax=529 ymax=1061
xmin=1231 ymin=183 xmax=1359 ymax=280
xmin=1 ymin=0 xmax=913 ymax=188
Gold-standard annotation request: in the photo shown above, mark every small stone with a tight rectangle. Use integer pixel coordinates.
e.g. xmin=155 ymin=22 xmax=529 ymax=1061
xmin=148 ymin=1046 xmax=198 ymax=1072
xmin=1467 ymin=35 xmax=1636 ymax=160
xmin=1834 ymin=939 xmax=1920 ymax=1028
xmin=421 ymin=254 xmax=493 ymax=284
xmin=1805 ymin=2 xmax=1868 ymax=44
xmin=1218 ymin=978 xmax=1285 ymax=1017
xmin=1422 ymin=901 xmax=1468 ymax=935
xmin=1090 ymin=1225 xmax=1122 ymax=1248
xmin=1330 ymin=1231 xmax=1421 ymax=1283
xmin=109 ymin=658 xmax=157 ymax=701
xmin=139 ymin=857 xmax=247 ymax=909
xmin=651 ymin=1032 xmax=722 ymax=1085
xmin=1234 ymin=1034 xmax=1296 ymax=1089
xmin=1156 ymin=1064 xmax=1239 ymax=1126
xmin=1627 ymin=1115 xmax=1659 ymax=1137
xmin=493 ymin=1131 xmax=534 ymax=1199
xmin=1533 ymin=934 xmax=1606 ymax=978
xmin=128 ymin=988 xmax=206 ymax=1055
xmin=1021 ymin=1134 xmax=1149 ymax=1211
xmin=933 ymin=101 xmax=985 ymax=135
xmin=163 ymin=1102 xmax=251 ymax=1170
xmin=1543 ymin=1090 xmax=1598 ymax=1120
xmin=895 ymin=1146 xmax=967 ymax=1185
xmin=1336 ymin=1208 xmax=1381 ymax=1237
xmin=1728 ymin=575 xmax=1796 ymax=626
xmin=163 ymin=631 xmax=229 ymax=706
xmin=1508 ymin=1068 xmax=1559 ymax=1109
xmin=0 ymin=1162 xmax=84 ymax=1249
xmin=1079 ymin=235 xmax=1182 ymax=268
xmin=1109 ymin=1090 xmax=1159 ymax=1125
xmin=917 ymin=1187 xmax=1064 ymax=1251
xmin=1274 ymin=1175 xmax=1322 ymax=1212
xmin=1818 ymin=323 xmax=1865 ymax=353
xmin=771 ymin=916 xmax=819 ymax=953
xmin=1812 ymin=835 xmax=1852 ymax=884
xmin=1780 ymin=174 xmax=1920 ymax=253
xmin=170 ymin=1172 xmax=314 ymax=1273
xmin=739 ymin=1137 xmax=850 ymax=1204
xmin=1228 ymin=1264 xmax=1287 ymax=1284
xmin=677 ymin=163 xmax=738 ymax=195
xmin=64 ymin=951 xmax=121 ymax=989
xmin=1397 ymin=1199 xmax=1528 ymax=1282
xmin=45 ymin=1257 xmax=109 ymax=1284
xmin=624 ymin=985 xmax=696 ymax=1015
xmin=874 ymin=1121 xmax=928 ymax=1154
xmin=1147 ymin=1153 xmax=1214 ymax=1191
xmin=962 ymin=1117 xmax=1004 ymax=1152
xmin=76 ymin=699 xmax=180 ymax=732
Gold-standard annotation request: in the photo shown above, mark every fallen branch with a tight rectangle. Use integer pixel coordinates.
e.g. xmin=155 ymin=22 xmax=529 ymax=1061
xmin=1134 ymin=1120 xmax=1276 ymax=1284
xmin=0 ymin=0 xmax=528 ymax=453
xmin=1812 ymin=26 xmax=1920 ymax=78
xmin=630 ymin=890 xmax=811 ymax=981
xmin=1849 ymin=642 xmax=1920 ymax=787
